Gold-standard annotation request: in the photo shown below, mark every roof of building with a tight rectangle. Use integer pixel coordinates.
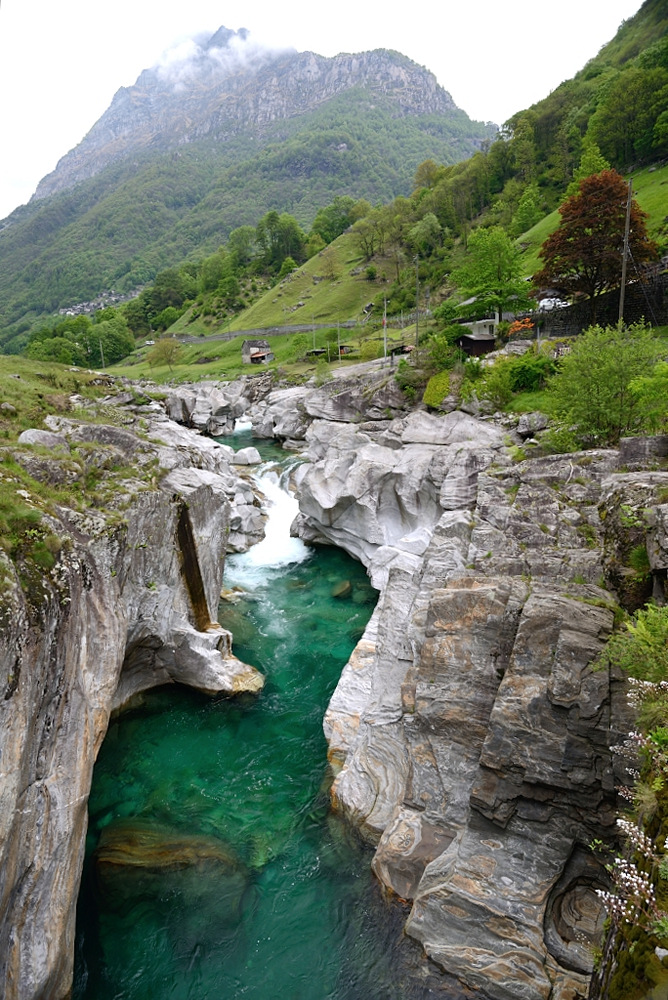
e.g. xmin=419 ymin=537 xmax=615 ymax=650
xmin=459 ymin=330 xmax=496 ymax=342
xmin=242 ymin=339 xmax=271 ymax=349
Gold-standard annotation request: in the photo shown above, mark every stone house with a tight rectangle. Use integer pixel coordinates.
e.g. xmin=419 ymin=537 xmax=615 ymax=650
xmin=242 ymin=339 xmax=274 ymax=364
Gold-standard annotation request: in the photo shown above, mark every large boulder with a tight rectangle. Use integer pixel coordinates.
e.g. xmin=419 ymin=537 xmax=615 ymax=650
xmin=304 ymin=370 xmax=407 ymax=423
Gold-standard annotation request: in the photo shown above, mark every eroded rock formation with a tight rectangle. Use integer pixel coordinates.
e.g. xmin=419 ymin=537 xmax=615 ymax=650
xmin=250 ymin=370 xmax=667 ymax=999
xmin=0 ymin=400 xmax=265 ymax=1000
xmin=3 ymin=364 xmax=667 ymax=1000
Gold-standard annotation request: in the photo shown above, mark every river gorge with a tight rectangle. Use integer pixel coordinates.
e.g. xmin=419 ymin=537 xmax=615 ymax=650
xmin=2 ymin=365 xmax=668 ymax=1000
xmin=73 ymin=434 xmax=412 ymax=999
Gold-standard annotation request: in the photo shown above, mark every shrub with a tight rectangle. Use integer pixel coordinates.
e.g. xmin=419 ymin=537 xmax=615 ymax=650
xmin=395 ymin=358 xmax=425 ymax=401
xmin=598 ymin=604 xmax=668 ymax=682
xmin=360 ymin=340 xmax=382 ymax=361
xmin=507 ymin=317 xmax=534 ymax=337
xmin=423 ymin=370 xmax=451 ymax=408
xmin=475 ymin=358 xmax=515 ymax=410
xmin=507 ymin=353 xmax=555 ymax=393
xmin=547 ymin=322 xmax=662 ymax=445
xmin=427 ymin=330 xmax=463 ymax=371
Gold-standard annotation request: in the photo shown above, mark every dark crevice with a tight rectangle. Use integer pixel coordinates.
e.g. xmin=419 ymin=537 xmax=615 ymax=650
xmin=176 ymin=502 xmax=211 ymax=631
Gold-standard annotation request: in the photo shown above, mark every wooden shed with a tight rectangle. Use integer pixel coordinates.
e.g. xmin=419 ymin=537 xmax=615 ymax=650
xmin=456 ymin=330 xmax=497 ymax=357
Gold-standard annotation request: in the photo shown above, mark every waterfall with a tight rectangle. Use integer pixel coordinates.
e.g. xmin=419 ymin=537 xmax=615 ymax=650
xmin=226 ymin=462 xmax=312 ymax=584
xmin=233 ymin=416 xmax=253 ymax=433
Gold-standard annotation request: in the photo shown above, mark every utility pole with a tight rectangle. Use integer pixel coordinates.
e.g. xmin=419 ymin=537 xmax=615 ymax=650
xmin=618 ymin=179 xmax=633 ymax=324
xmin=99 ymin=338 xmax=105 ymax=369
xmin=383 ymin=298 xmax=387 ymax=364
xmin=414 ymin=255 xmax=419 ymax=349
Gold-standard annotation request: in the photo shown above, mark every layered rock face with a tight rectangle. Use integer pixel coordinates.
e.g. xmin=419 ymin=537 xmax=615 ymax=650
xmin=249 ymin=371 xmax=666 ymax=999
xmin=0 ymin=401 xmax=265 ymax=1000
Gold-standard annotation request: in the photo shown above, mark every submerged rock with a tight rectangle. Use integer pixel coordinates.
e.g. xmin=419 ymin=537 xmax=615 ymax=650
xmin=94 ymin=820 xmax=248 ymax=920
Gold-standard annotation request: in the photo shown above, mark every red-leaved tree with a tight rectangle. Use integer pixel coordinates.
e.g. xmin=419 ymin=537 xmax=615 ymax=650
xmin=533 ymin=170 xmax=657 ymax=322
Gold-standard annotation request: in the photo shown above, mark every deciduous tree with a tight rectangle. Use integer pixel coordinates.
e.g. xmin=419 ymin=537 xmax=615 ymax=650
xmin=310 ymin=196 xmax=358 ymax=244
xmin=451 ymin=225 xmax=531 ymax=321
xmin=533 ymin=170 xmax=657 ymax=322
xmin=147 ymin=338 xmax=182 ymax=372
xmin=511 ymin=183 xmax=543 ymax=236
xmin=565 ymin=140 xmax=610 ymax=197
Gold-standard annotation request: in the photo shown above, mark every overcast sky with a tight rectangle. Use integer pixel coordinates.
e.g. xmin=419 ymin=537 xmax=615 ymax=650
xmin=0 ymin=0 xmax=644 ymax=220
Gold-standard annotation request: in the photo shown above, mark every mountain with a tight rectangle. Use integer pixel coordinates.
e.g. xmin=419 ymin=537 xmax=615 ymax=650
xmin=33 ymin=32 xmax=469 ymax=201
xmin=0 ymin=30 xmax=495 ymax=348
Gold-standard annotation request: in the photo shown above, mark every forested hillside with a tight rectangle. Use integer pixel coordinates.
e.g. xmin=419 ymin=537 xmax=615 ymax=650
xmin=3 ymin=0 xmax=667 ymax=359
xmin=0 ymin=40 xmax=494 ymax=351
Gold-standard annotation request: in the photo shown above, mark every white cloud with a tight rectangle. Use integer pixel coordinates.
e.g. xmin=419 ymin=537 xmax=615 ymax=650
xmin=152 ymin=28 xmax=291 ymax=91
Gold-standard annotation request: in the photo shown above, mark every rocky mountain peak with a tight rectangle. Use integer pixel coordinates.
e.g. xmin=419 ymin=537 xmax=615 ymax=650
xmin=32 ymin=30 xmax=460 ymax=201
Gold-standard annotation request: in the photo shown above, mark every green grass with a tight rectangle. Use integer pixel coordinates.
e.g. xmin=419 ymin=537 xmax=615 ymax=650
xmin=516 ymin=210 xmax=560 ymax=278
xmin=0 ymin=357 xmax=110 ymax=442
xmin=630 ymin=163 xmax=668 ymax=242
xmin=228 ymin=235 xmax=375 ymax=331
xmin=167 ymin=232 xmax=384 ymax=342
xmin=113 ymin=248 xmax=412 ymax=383
xmin=507 ymin=389 xmax=559 ymax=415
xmin=0 ymin=356 xmax=162 ymax=585
xmin=112 ymin=322 xmax=407 ymax=383
xmin=423 ymin=370 xmax=451 ymax=408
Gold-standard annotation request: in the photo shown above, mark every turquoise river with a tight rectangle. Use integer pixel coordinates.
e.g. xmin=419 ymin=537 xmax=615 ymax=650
xmin=72 ymin=434 xmax=441 ymax=1000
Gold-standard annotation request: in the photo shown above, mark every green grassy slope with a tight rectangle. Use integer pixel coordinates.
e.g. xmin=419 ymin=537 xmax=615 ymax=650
xmin=169 ymin=231 xmax=390 ymax=337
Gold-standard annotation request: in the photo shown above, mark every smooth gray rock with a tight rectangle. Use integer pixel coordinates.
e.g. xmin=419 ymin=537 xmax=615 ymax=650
xmin=0 ymin=416 xmax=265 ymax=1000
xmin=400 ymin=409 xmax=505 ymax=446
xmin=304 ymin=371 xmax=407 ymax=423
xmin=295 ymin=407 xmax=635 ymax=1000
xmin=17 ymin=429 xmax=70 ymax=449
xmin=619 ymin=434 xmax=668 ymax=469
xmin=231 ymin=446 xmax=262 ymax=465
xmin=165 ymin=380 xmax=259 ymax=435
xmin=249 ymin=386 xmax=311 ymax=440
xmin=516 ymin=411 xmax=549 ymax=438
